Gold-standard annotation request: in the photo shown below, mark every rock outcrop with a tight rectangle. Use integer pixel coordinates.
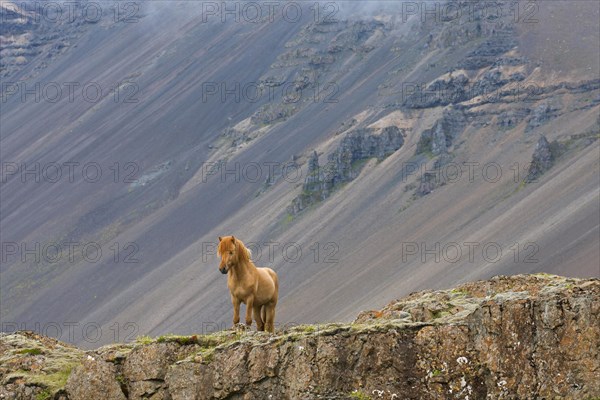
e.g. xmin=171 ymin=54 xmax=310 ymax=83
xmin=525 ymin=135 xmax=562 ymax=183
xmin=526 ymin=103 xmax=559 ymax=133
xmin=412 ymin=107 xmax=467 ymax=197
xmin=289 ymin=126 xmax=404 ymax=214
xmin=247 ymin=18 xmax=387 ymax=130
xmin=416 ymin=107 xmax=466 ymax=156
xmin=1 ymin=274 xmax=598 ymax=399
xmin=0 ymin=2 xmax=102 ymax=79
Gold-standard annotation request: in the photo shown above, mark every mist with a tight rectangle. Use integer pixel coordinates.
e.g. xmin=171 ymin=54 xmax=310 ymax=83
xmin=336 ymin=0 xmax=417 ymax=17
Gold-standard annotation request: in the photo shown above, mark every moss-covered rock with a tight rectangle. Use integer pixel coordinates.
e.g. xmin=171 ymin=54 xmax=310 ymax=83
xmin=0 ymin=331 xmax=84 ymax=399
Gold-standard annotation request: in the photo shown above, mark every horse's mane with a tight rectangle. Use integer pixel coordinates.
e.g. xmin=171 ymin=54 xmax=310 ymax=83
xmin=235 ymin=238 xmax=252 ymax=264
xmin=218 ymin=236 xmax=252 ymax=264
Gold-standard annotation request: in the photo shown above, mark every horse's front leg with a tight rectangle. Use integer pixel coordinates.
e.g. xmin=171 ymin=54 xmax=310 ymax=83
xmin=231 ymin=295 xmax=241 ymax=327
xmin=245 ymin=296 xmax=254 ymax=327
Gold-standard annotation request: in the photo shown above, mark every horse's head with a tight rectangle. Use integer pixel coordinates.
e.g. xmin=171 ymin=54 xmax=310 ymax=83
xmin=217 ymin=235 xmax=250 ymax=274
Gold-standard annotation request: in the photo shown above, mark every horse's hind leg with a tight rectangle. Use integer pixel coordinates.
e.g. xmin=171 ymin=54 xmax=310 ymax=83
xmin=264 ymin=303 xmax=276 ymax=333
xmin=253 ymin=304 xmax=264 ymax=331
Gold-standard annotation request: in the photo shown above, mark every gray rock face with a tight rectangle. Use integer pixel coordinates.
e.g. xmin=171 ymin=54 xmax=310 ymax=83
xmin=403 ymin=73 xmax=471 ymax=109
xmin=525 ymin=135 xmax=555 ymax=182
xmin=413 ymin=108 xmax=468 ymax=197
xmin=328 ymin=20 xmax=385 ymax=53
xmin=458 ymin=26 xmax=518 ymax=70
xmin=123 ymin=343 xmax=180 ymax=400
xmin=289 ymin=126 xmax=404 ymax=214
xmin=327 ymin=126 xmax=405 ymax=182
xmin=416 ymin=108 xmax=466 ymax=156
xmin=0 ymin=2 xmax=97 ymax=78
xmin=526 ymin=102 xmax=559 ymax=132
xmin=66 ymin=358 xmax=126 ymax=400
xmin=303 ymin=150 xmax=321 ymax=194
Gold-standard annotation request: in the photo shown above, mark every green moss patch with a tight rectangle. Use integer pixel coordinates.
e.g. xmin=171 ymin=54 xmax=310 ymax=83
xmin=17 ymin=348 xmax=43 ymax=355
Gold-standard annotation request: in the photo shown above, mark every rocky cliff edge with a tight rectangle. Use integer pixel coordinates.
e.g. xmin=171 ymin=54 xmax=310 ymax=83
xmin=1 ymin=274 xmax=598 ymax=400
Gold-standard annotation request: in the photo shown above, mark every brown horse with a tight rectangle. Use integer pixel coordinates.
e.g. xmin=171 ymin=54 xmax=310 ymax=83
xmin=218 ymin=236 xmax=279 ymax=332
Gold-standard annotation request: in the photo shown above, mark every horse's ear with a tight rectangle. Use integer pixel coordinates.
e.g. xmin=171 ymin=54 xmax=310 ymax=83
xmin=218 ymin=236 xmax=222 ymax=242
xmin=231 ymin=236 xmax=236 ymax=244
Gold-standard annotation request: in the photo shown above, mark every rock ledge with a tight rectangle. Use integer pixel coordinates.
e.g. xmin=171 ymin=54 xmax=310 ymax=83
xmin=1 ymin=274 xmax=598 ymax=399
